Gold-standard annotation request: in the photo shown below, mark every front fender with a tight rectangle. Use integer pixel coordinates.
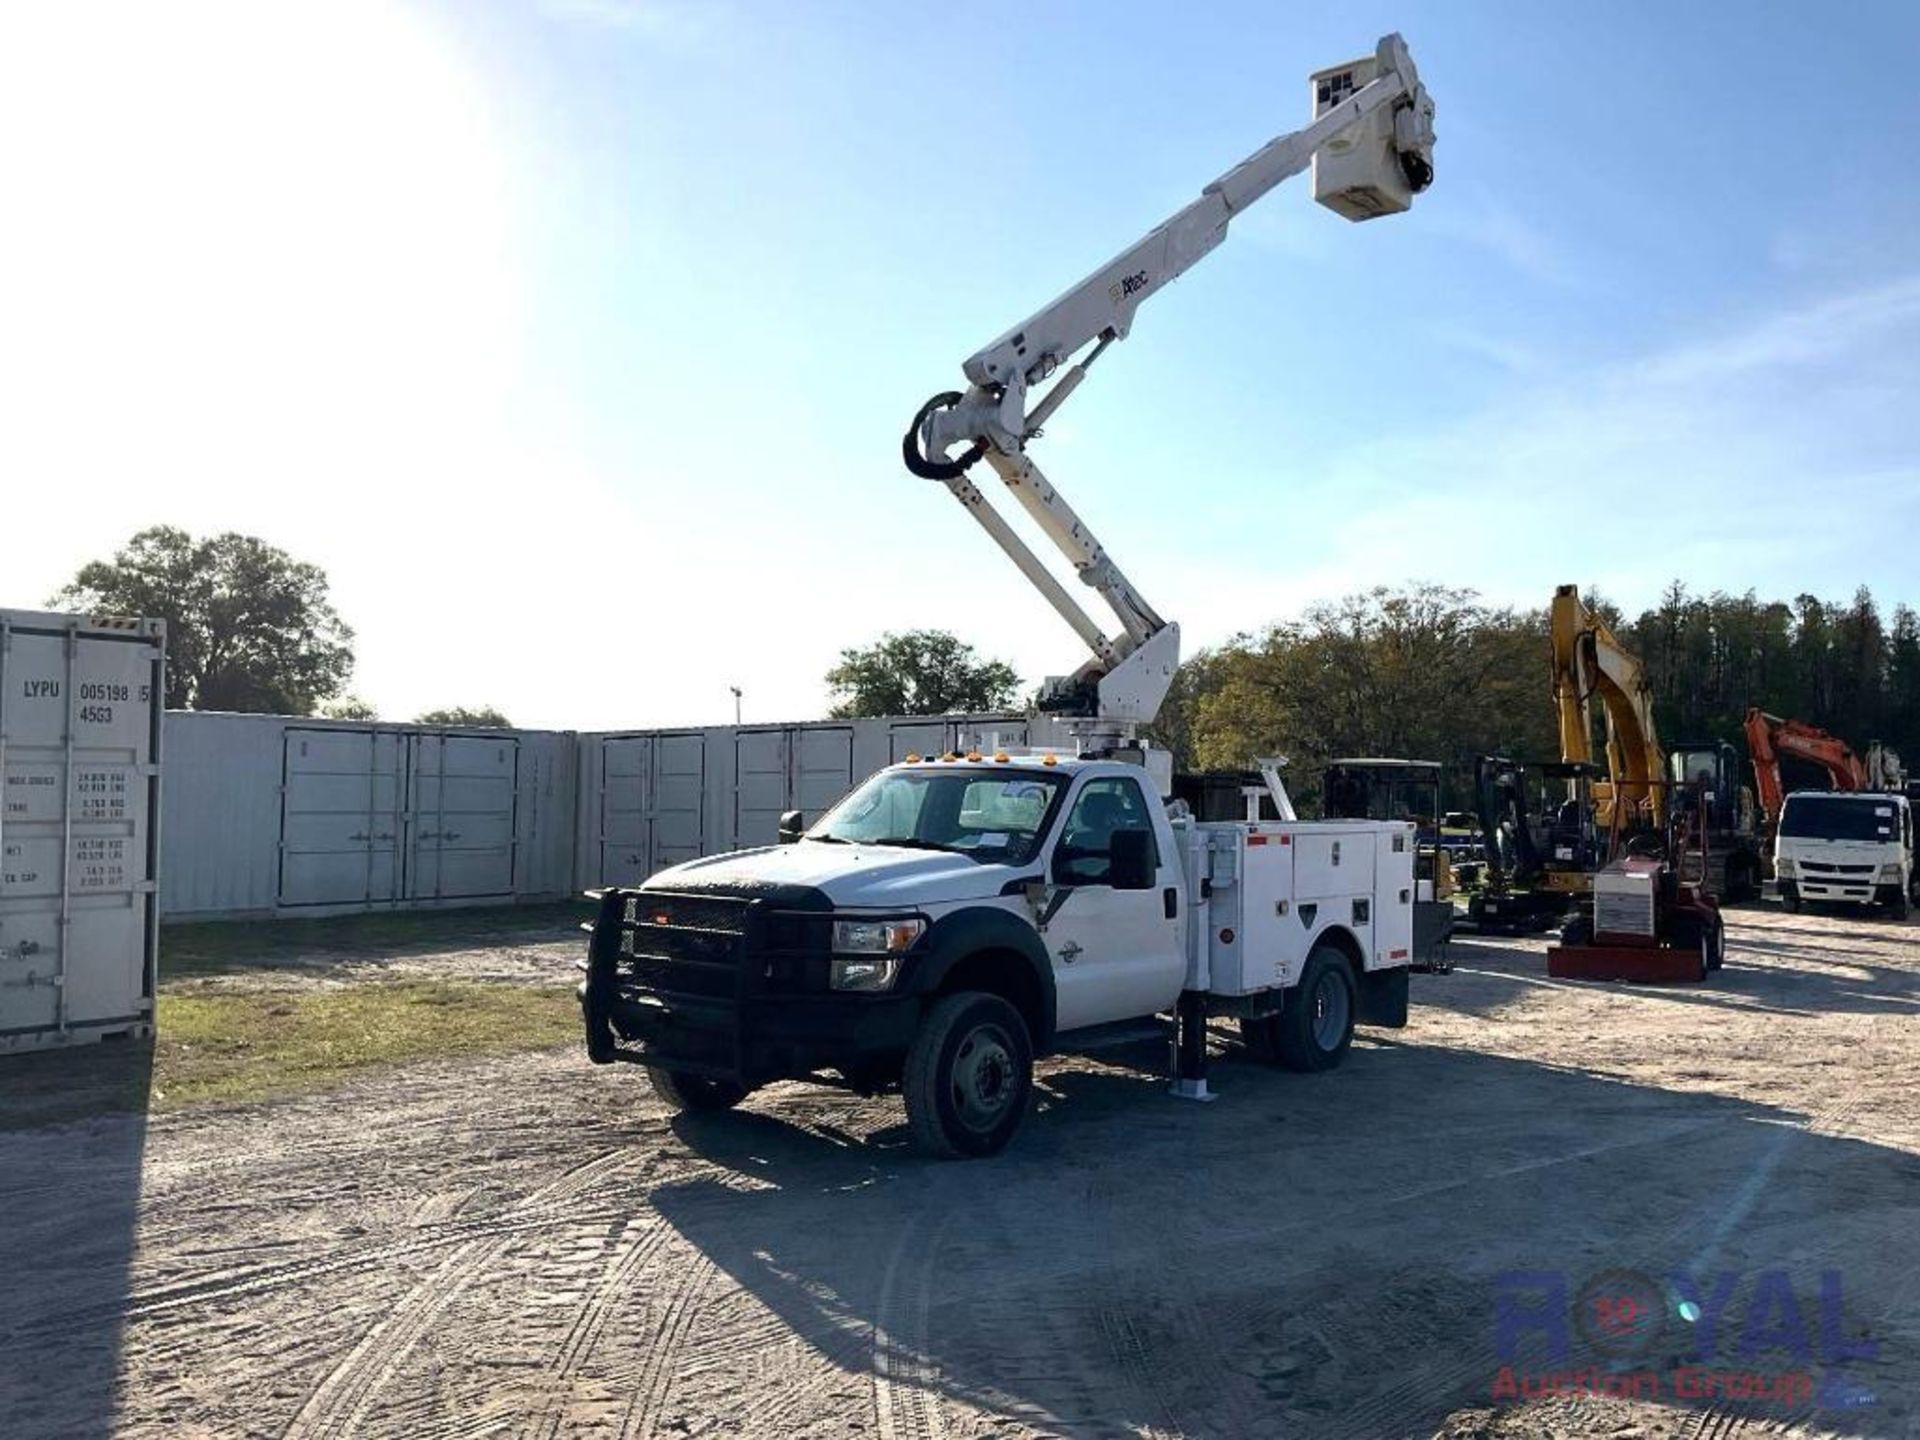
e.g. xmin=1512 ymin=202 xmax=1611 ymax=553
xmin=902 ymin=904 xmax=1058 ymax=1050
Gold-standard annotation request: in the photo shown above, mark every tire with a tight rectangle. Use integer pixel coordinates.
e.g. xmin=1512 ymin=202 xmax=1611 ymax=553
xmin=1781 ymin=884 xmax=1801 ymax=914
xmin=1273 ymin=946 xmax=1357 ymax=1074
xmin=1558 ymin=914 xmax=1593 ymax=948
xmin=646 ymin=1067 xmax=748 ymax=1114
xmin=1889 ymin=891 xmax=1911 ymax=923
xmin=1705 ymin=914 xmax=1725 ymax=972
xmin=902 ymin=991 xmax=1033 ymax=1159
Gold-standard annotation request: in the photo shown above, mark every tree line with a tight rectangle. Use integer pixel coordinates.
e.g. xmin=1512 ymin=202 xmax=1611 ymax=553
xmin=1151 ymin=582 xmax=1920 ymax=809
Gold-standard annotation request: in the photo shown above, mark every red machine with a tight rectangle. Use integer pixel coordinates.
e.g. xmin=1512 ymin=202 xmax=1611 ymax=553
xmin=1743 ymin=708 xmax=1868 ymax=827
xmin=1547 ymin=780 xmax=1726 ymax=984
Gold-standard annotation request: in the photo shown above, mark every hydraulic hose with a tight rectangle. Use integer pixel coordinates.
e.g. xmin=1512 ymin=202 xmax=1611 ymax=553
xmin=902 ymin=391 xmax=986 ymax=480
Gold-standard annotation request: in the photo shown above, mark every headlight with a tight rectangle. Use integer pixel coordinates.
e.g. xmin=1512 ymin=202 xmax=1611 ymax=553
xmin=830 ymin=957 xmax=904 ymax=992
xmin=827 ymin=917 xmax=924 ymax=992
xmin=832 ymin=917 xmax=924 ymax=954
xmin=1773 ymin=857 xmax=1794 ymax=878
xmin=1879 ymin=863 xmax=1904 ymax=883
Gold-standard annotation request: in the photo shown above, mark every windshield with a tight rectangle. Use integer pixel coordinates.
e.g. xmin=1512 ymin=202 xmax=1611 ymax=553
xmin=1779 ymin=795 xmax=1902 ymax=843
xmin=807 ymin=768 xmax=1067 ymax=863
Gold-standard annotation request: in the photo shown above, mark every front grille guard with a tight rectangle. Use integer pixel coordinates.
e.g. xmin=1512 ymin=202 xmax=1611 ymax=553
xmin=581 ymin=887 xmax=759 ymax=1080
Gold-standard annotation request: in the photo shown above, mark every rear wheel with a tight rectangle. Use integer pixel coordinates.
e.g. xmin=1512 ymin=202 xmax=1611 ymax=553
xmin=646 ymin=1068 xmax=749 ymax=1113
xmin=903 ymin=992 xmax=1033 ymax=1159
xmin=1705 ymin=913 xmax=1726 ymax=971
xmin=1273 ymin=947 xmax=1356 ymax=1073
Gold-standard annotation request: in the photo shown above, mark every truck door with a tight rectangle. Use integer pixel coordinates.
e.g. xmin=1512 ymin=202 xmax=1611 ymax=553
xmin=1041 ymin=775 xmax=1186 ymax=1031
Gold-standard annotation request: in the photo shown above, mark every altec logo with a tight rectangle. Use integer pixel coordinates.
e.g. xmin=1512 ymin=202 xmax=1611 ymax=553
xmin=1491 ymin=1268 xmax=1879 ymax=1409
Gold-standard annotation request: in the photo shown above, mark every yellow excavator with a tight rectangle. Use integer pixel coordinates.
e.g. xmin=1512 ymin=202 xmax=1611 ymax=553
xmin=1549 ymin=584 xmax=1664 ymax=834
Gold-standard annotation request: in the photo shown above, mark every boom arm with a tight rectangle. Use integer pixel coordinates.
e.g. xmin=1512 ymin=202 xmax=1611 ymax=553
xmin=1550 ymin=584 xmax=1667 ymax=829
xmin=903 ymin=34 xmax=1435 ymax=738
xmin=1743 ymin=708 xmax=1870 ymax=823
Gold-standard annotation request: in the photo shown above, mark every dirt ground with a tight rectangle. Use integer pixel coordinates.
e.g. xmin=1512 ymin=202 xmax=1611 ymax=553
xmin=2 ymin=904 xmax=1916 ymax=1440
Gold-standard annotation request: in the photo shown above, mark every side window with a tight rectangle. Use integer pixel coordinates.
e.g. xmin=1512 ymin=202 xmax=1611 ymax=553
xmin=1053 ymin=777 xmax=1159 ymax=886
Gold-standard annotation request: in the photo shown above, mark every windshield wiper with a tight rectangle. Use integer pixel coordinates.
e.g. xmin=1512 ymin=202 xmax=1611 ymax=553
xmin=861 ymin=836 xmax=958 ymax=852
xmin=806 ymin=834 xmax=850 ymax=844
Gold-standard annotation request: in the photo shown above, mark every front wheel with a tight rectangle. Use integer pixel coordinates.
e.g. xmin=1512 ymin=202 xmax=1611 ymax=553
xmin=1888 ymin=890 xmax=1911 ymax=923
xmin=1273 ymin=947 xmax=1357 ymax=1073
xmin=647 ymin=1067 xmax=749 ymax=1113
xmin=903 ymin=992 xmax=1034 ymax=1159
xmin=1705 ymin=913 xmax=1726 ymax=972
xmin=1780 ymin=884 xmax=1801 ymax=914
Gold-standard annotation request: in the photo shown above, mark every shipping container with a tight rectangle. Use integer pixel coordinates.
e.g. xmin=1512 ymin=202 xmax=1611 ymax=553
xmin=572 ymin=713 xmax=1038 ymax=892
xmin=1 ymin=609 xmax=164 ymax=1052
xmin=160 ymin=713 xmax=578 ymax=920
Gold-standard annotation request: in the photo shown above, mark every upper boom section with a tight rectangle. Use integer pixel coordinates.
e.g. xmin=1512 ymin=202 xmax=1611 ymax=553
xmin=961 ymin=34 xmax=1434 ymax=400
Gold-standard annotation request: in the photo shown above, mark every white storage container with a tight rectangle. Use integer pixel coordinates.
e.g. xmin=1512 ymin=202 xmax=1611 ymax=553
xmin=1 ymin=609 xmax=164 ymax=1051
xmin=160 ymin=713 xmax=578 ymax=920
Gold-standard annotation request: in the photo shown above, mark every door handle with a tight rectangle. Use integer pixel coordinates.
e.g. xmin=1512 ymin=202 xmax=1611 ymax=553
xmin=1163 ymin=886 xmax=1179 ymax=920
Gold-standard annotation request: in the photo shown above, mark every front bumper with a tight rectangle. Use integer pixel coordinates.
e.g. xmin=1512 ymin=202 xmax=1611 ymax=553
xmin=578 ymin=888 xmax=922 ymax=1087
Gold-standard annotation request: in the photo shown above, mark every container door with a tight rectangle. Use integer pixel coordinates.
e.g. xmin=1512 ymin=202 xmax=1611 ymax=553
xmin=651 ymin=733 xmax=706 ymax=868
xmin=793 ymin=726 xmax=854 ymax=828
xmin=409 ymin=734 xmax=517 ymax=900
xmin=597 ymin=736 xmax=653 ymax=885
xmin=279 ymin=729 xmax=403 ymax=906
xmin=734 ymin=729 xmax=788 ymax=850
xmin=1 ymin=622 xmax=158 ymax=1038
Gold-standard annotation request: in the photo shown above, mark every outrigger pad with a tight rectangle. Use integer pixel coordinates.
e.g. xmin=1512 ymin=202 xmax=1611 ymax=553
xmin=1546 ymin=943 xmax=1705 ymax=984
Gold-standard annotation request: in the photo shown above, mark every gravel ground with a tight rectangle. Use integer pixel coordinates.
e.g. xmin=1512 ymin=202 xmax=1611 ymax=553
xmin=1 ymin=903 xmax=1915 ymax=1440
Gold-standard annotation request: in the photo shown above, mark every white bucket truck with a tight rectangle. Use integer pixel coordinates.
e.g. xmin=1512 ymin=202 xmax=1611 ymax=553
xmin=582 ymin=36 xmax=1440 ymax=1155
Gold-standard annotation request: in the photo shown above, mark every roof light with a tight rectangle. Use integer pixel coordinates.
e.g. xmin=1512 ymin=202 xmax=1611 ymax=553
xmin=904 ymin=753 xmax=921 ymax=763
xmin=993 ymin=752 xmax=1009 ymax=763
xmin=965 ymin=751 xmax=982 ymax=762
xmin=1042 ymin=753 xmax=1058 ymax=766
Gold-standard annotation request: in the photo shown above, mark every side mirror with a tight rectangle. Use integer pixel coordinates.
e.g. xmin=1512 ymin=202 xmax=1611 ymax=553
xmin=777 ymin=810 xmax=805 ymax=844
xmin=1109 ymin=827 xmax=1156 ymax=891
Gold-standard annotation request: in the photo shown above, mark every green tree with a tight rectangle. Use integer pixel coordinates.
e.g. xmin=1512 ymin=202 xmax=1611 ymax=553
xmin=53 ymin=526 xmax=354 ymax=713
xmin=321 ymin=695 xmax=379 ymax=721
xmin=414 ymin=706 xmax=512 ymax=729
xmin=825 ymin=631 xmax=1019 ymax=718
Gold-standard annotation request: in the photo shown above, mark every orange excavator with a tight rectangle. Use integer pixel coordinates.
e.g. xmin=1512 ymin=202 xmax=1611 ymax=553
xmin=1742 ymin=709 xmax=1869 ymax=829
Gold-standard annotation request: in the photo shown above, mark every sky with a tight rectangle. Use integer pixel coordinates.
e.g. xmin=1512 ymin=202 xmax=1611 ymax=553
xmin=3 ymin=1 xmax=1918 ymax=731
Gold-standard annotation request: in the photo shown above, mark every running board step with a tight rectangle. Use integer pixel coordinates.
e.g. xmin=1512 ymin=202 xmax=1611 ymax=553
xmin=1055 ymin=1018 xmax=1173 ymax=1053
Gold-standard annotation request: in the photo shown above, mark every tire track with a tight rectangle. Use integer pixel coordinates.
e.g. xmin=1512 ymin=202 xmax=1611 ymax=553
xmin=1085 ymin=1179 xmax=1189 ymax=1440
xmin=282 ymin=1234 xmax=504 ymax=1439
xmin=271 ymin=1148 xmax=642 ymax=1439
xmin=521 ymin=1216 xmax=679 ymax=1440
xmin=616 ymin=1244 xmax=720 ymax=1439
xmin=872 ymin=1214 xmax=950 ymax=1440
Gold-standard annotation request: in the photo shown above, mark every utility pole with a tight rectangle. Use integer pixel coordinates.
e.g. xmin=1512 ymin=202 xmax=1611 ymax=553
xmin=729 ymin=686 xmax=742 ymax=725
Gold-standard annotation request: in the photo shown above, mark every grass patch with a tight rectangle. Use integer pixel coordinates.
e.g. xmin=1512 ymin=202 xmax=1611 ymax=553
xmin=161 ymin=901 xmax=593 ymax=980
xmin=150 ymin=979 xmax=581 ymax=1110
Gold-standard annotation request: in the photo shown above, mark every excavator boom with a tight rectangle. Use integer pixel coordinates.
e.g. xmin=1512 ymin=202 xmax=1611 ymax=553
xmin=1743 ymin=708 xmax=1871 ymax=824
xmin=1549 ymin=585 xmax=1665 ymax=829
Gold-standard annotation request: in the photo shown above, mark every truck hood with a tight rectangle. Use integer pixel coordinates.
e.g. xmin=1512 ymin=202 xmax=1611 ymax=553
xmin=644 ymin=841 xmax=1027 ymax=907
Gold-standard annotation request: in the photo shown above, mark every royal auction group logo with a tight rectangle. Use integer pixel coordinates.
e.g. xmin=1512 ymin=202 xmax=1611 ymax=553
xmin=1490 ymin=1268 xmax=1878 ymax=1409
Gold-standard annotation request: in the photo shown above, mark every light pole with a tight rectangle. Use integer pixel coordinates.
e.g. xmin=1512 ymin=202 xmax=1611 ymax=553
xmin=729 ymin=686 xmax=742 ymax=725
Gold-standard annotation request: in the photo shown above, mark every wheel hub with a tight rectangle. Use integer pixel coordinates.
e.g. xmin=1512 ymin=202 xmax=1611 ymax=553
xmin=951 ymin=1025 xmax=1015 ymax=1130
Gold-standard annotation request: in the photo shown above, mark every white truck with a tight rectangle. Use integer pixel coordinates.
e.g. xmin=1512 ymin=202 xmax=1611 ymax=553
xmin=1774 ymin=790 xmax=1916 ymax=921
xmin=581 ymin=34 xmax=1440 ymax=1156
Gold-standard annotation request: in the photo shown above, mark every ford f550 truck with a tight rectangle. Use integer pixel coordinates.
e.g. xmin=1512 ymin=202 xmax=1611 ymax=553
xmin=582 ymin=751 xmax=1418 ymax=1156
xmin=581 ymin=34 xmax=1440 ymax=1155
